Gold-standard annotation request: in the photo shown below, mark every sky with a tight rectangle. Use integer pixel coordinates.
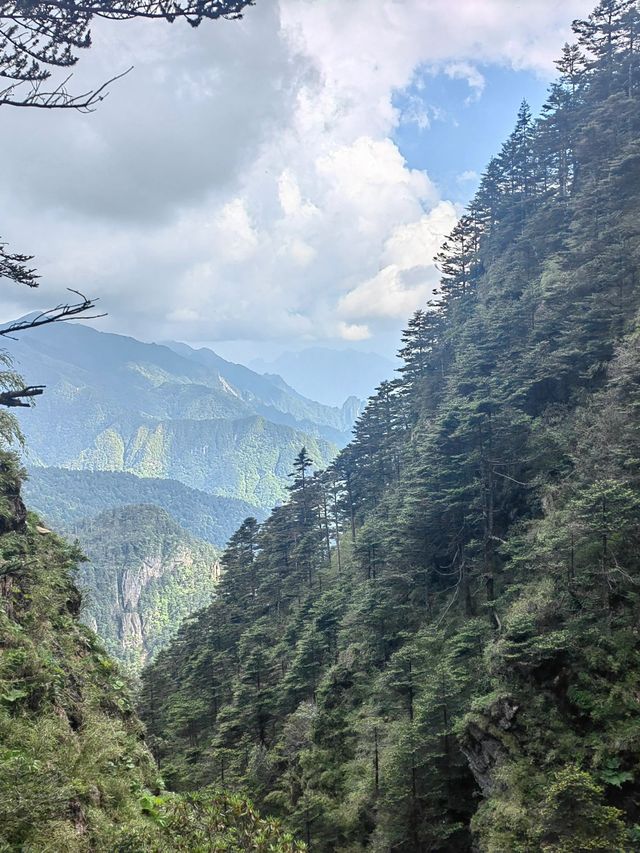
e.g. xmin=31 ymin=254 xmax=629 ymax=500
xmin=0 ymin=0 xmax=596 ymax=363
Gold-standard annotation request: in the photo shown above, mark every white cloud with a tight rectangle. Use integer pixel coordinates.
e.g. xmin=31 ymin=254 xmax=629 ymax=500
xmin=0 ymin=0 xmax=595 ymax=356
xmin=382 ymin=202 xmax=459 ymax=269
xmin=445 ymin=62 xmax=486 ymax=103
xmin=214 ymin=199 xmax=259 ymax=263
xmin=338 ymin=201 xmax=458 ymax=322
xmin=457 ymin=170 xmax=480 ymax=184
xmin=339 ymin=322 xmax=371 ymax=341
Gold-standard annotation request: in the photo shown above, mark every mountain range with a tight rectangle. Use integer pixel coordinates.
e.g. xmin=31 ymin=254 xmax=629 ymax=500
xmin=249 ymin=346 xmax=396 ymax=407
xmin=8 ymin=322 xmax=359 ymax=511
xmin=8 ymin=322 xmax=364 ymax=670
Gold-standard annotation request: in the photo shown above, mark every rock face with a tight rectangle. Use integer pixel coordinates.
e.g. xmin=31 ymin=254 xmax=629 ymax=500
xmin=117 ymin=555 xmax=165 ymax=653
xmin=72 ymin=504 xmax=220 ymax=673
xmin=459 ymin=697 xmax=519 ymax=795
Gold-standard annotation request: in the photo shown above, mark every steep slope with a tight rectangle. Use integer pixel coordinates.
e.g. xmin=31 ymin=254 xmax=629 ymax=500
xmin=164 ymin=340 xmax=360 ymax=433
xmin=71 ymin=505 xmax=220 ymax=673
xmin=140 ymin=8 xmax=640 ymax=851
xmin=0 ymin=457 xmax=304 ymax=850
xmin=23 ymin=467 xmax=265 ymax=547
xmin=8 ymin=323 xmax=343 ymax=509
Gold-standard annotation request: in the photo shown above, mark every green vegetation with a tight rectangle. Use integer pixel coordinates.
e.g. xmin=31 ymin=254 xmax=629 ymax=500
xmin=72 ymin=505 xmax=220 ymax=674
xmin=0 ymin=451 xmax=303 ymax=851
xmin=11 ymin=323 xmax=343 ymax=509
xmin=23 ymin=467 xmax=265 ymax=548
xmin=140 ymin=5 xmax=640 ymax=849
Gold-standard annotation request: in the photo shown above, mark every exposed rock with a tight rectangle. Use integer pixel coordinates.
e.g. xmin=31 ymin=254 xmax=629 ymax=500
xmin=117 ymin=555 xmax=166 ymax=659
xmin=119 ymin=556 xmax=165 ymax=614
xmin=120 ymin=611 xmax=144 ymax=651
xmin=459 ymin=697 xmax=519 ymax=795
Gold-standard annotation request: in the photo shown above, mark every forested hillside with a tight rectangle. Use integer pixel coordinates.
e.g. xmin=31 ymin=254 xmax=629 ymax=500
xmin=10 ymin=323 xmax=344 ymax=509
xmin=23 ymin=472 xmax=265 ymax=674
xmin=24 ymin=467 xmax=264 ymax=548
xmin=72 ymin=505 xmax=220 ymax=673
xmin=140 ymin=5 xmax=640 ymax=850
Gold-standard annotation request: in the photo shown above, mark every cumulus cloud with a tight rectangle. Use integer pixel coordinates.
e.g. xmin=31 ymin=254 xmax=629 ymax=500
xmin=444 ymin=62 xmax=486 ymax=103
xmin=338 ymin=201 xmax=458 ymax=322
xmin=0 ymin=0 xmax=595 ymax=355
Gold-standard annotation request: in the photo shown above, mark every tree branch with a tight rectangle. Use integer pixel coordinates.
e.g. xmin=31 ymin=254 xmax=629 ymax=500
xmin=0 ymin=385 xmax=45 ymax=406
xmin=0 ymin=289 xmax=105 ymax=338
xmin=0 ymin=66 xmax=132 ymax=110
xmin=0 ymin=0 xmax=254 ymax=109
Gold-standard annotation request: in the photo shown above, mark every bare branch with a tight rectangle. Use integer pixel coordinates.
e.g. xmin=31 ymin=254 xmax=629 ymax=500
xmin=0 ymin=289 xmax=105 ymax=337
xmin=0 ymin=65 xmax=132 ymax=109
xmin=493 ymin=470 xmax=531 ymax=487
xmin=0 ymin=385 xmax=45 ymax=407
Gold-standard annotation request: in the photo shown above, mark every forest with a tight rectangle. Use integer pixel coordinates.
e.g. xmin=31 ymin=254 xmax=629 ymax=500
xmin=139 ymin=3 xmax=640 ymax=850
xmin=2 ymin=0 xmax=640 ymax=850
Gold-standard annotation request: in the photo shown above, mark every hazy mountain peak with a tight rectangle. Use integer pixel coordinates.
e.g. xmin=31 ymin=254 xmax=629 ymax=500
xmin=250 ymin=347 xmax=396 ymax=407
xmin=8 ymin=322 xmax=360 ymax=511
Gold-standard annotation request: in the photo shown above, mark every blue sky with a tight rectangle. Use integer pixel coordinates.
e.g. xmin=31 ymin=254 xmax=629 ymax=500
xmin=394 ymin=64 xmax=551 ymax=206
xmin=0 ymin=0 xmax=595 ymax=365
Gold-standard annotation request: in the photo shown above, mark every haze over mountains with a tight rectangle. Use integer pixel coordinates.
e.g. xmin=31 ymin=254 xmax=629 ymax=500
xmin=249 ymin=347 xmax=396 ymax=407
xmin=5 ymin=321 xmax=366 ymax=669
xmin=9 ymin=321 xmax=359 ymax=514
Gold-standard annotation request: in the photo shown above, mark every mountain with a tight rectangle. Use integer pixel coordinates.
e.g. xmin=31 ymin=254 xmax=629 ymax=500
xmin=162 ymin=339 xmax=359 ymax=434
xmin=23 ymin=467 xmax=265 ymax=548
xmin=7 ymin=322 xmax=346 ymax=509
xmin=71 ymin=505 xmax=219 ymax=673
xmin=140 ymin=15 xmax=640 ymax=852
xmin=250 ymin=347 xmax=395 ymax=407
xmin=0 ymin=458 xmax=301 ymax=850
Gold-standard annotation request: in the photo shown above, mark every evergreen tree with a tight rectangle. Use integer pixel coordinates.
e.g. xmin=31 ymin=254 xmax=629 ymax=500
xmin=140 ymin=14 xmax=640 ymax=850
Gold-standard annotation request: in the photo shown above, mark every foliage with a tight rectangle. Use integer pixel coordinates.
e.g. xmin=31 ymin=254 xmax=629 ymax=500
xmin=140 ymin=5 xmax=640 ymax=849
xmin=72 ymin=504 xmax=220 ymax=674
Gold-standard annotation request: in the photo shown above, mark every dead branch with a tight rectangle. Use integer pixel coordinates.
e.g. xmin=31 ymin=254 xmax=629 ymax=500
xmin=0 ymin=66 xmax=132 ymax=110
xmin=0 ymin=385 xmax=45 ymax=407
xmin=0 ymin=289 xmax=105 ymax=338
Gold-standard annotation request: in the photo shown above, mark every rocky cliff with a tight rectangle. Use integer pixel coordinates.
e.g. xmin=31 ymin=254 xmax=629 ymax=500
xmin=72 ymin=504 xmax=220 ymax=673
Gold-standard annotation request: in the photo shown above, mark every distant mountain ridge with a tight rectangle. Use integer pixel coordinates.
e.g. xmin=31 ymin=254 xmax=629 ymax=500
xmin=23 ymin=467 xmax=263 ymax=548
xmin=161 ymin=339 xmax=360 ymax=436
xmin=250 ymin=346 xmax=395 ymax=407
xmin=8 ymin=322 xmax=350 ymax=509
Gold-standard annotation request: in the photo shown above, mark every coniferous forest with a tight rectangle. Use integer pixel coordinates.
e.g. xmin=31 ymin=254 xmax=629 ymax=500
xmin=139 ymin=4 xmax=640 ymax=850
xmin=3 ymin=0 xmax=640 ymax=851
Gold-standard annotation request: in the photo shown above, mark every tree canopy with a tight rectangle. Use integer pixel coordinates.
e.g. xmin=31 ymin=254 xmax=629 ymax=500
xmin=140 ymin=3 xmax=640 ymax=848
